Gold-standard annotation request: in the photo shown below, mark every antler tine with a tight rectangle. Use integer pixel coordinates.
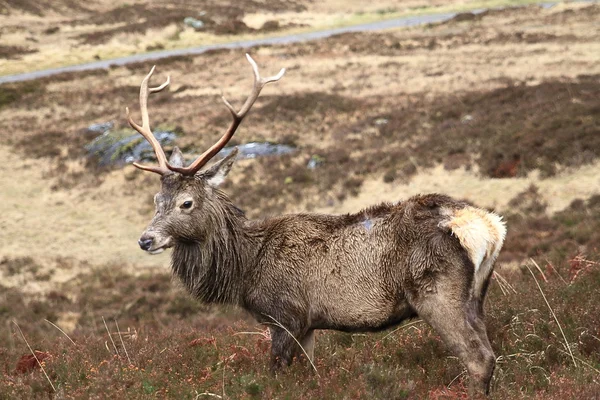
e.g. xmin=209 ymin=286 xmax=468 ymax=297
xmin=168 ymin=54 xmax=285 ymax=175
xmin=126 ymin=66 xmax=171 ymax=175
xmin=235 ymin=53 xmax=286 ymax=117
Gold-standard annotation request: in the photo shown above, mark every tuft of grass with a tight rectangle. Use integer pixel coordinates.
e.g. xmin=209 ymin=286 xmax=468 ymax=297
xmin=501 ymin=194 xmax=600 ymax=264
xmin=12 ymin=321 xmax=56 ymax=392
xmin=526 ymin=260 xmax=576 ymax=367
xmin=0 ymin=80 xmax=45 ymax=110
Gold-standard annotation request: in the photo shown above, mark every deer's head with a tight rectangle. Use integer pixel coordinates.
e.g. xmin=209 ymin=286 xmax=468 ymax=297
xmin=127 ymin=55 xmax=285 ymax=254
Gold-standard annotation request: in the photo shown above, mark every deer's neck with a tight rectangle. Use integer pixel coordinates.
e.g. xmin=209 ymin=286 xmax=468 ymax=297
xmin=171 ymin=197 xmax=258 ymax=305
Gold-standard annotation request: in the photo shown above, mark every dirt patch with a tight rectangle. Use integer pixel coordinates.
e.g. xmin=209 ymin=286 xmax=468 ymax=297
xmin=441 ymin=5 xmax=527 ymax=25
xmin=72 ymin=4 xmax=209 ymax=45
xmin=278 ymin=4 xmax=599 ymax=59
xmin=1 ymin=256 xmax=44 ymax=278
xmin=543 ymin=3 xmax=600 ymax=24
xmin=4 ymin=70 xmax=599 ymax=216
xmin=0 ymin=0 xmax=89 ymax=16
xmin=359 ymin=27 xmax=571 ymax=51
xmin=17 ymin=130 xmax=74 ymax=159
xmin=72 ymin=1 xmax=306 ymax=45
xmin=441 ymin=3 xmax=600 ymax=28
xmin=507 ymin=184 xmax=548 ymax=216
xmin=258 ymin=92 xmax=363 ymax=120
xmin=0 ymin=44 xmax=37 ymax=59
xmin=0 ymin=264 xmax=243 ymax=339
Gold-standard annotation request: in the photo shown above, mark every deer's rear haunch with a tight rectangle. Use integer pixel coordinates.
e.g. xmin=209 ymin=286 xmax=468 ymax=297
xmin=126 ymin=55 xmax=506 ymax=396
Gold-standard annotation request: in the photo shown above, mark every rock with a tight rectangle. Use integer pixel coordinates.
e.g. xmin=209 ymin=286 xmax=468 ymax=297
xmin=15 ymin=351 xmax=52 ymax=374
xmin=184 ymin=17 xmax=205 ymax=30
xmin=461 ymin=114 xmax=474 ymax=124
xmin=307 ymin=154 xmax=325 ymax=169
xmin=85 ymin=129 xmax=293 ymax=167
xmin=80 ymin=121 xmax=113 ymax=140
xmin=218 ymin=142 xmax=296 ymax=160
xmin=260 ymin=20 xmax=280 ymax=32
xmin=85 ymin=128 xmax=176 ymax=167
xmin=86 ymin=121 xmax=113 ymax=134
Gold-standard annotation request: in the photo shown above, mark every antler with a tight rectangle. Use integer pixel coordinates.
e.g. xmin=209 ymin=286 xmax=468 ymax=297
xmin=167 ymin=53 xmax=285 ymax=175
xmin=127 ymin=54 xmax=284 ymax=176
xmin=126 ymin=66 xmax=171 ymax=175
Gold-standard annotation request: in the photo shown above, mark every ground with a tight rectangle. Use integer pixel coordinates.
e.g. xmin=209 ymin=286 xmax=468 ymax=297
xmin=0 ymin=1 xmax=599 ymax=398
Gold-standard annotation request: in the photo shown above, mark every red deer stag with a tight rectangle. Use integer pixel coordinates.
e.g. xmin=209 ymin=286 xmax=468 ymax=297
xmin=127 ymin=54 xmax=506 ymax=396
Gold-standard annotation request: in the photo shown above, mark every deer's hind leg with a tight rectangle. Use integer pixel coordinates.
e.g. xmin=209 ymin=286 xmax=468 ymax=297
xmin=467 ymin=299 xmax=496 ymax=378
xmin=409 ymin=286 xmax=496 ymax=396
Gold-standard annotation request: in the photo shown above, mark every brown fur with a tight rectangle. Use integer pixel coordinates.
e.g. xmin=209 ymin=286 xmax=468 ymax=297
xmin=137 ymin=151 xmax=506 ymax=396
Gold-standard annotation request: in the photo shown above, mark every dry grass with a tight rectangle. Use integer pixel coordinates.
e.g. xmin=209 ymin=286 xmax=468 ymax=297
xmin=0 ymin=0 xmax=576 ymax=75
xmin=1 ymin=3 xmax=599 ymax=398
xmin=1 ymin=3 xmax=599 ymax=286
xmin=1 ymin=247 xmax=599 ymax=398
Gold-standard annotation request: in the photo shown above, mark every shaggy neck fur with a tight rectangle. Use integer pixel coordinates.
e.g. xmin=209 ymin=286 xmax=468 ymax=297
xmin=170 ymin=189 xmax=255 ymax=305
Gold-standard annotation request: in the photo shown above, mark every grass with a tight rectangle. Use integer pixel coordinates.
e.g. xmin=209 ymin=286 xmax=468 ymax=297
xmin=1 ymin=203 xmax=600 ymax=399
xmin=376 ymin=75 xmax=600 ymax=179
xmin=2 ymin=259 xmax=599 ymax=398
xmin=1 ymin=5 xmax=598 ymax=397
xmin=0 ymin=80 xmax=44 ymax=109
xmin=219 ymin=76 xmax=600 ymax=216
xmin=501 ymin=193 xmax=600 ymax=264
xmin=11 ymin=321 xmax=56 ymax=393
xmin=0 ymin=0 xmax=567 ymax=77
xmin=2 ymin=5 xmax=598 ymax=215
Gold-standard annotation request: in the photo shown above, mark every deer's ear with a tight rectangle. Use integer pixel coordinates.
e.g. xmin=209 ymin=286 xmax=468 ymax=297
xmin=169 ymin=146 xmax=185 ymax=168
xmin=199 ymin=148 xmax=239 ymax=187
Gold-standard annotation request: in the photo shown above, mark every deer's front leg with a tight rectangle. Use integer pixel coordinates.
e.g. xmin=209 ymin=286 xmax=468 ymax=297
xmin=299 ymin=329 xmax=315 ymax=362
xmin=269 ymin=324 xmax=307 ymax=370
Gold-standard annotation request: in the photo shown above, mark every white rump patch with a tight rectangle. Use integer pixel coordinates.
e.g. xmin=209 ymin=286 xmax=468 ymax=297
xmin=440 ymin=207 xmax=506 ymax=272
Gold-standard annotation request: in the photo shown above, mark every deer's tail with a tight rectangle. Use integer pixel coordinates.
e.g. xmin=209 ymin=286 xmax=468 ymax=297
xmin=440 ymin=206 xmax=506 ymax=301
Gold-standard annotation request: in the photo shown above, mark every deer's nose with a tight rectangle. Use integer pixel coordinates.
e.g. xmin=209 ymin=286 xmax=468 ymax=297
xmin=138 ymin=238 xmax=153 ymax=251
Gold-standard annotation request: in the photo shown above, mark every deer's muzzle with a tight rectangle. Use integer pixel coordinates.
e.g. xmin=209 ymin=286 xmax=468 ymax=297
xmin=138 ymin=231 xmax=173 ymax=254
xmin=138 ymin=238 xmax=153 ymax=251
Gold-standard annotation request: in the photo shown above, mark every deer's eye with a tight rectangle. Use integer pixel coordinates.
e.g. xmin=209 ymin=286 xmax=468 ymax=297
xmin=181 ymin=200 xmax=193 ymax=209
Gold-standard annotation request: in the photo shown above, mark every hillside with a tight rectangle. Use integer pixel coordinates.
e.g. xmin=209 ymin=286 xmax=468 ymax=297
xmin=1 ymin=1 xmax=599 ymax=398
